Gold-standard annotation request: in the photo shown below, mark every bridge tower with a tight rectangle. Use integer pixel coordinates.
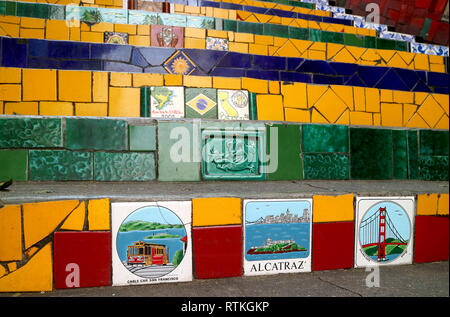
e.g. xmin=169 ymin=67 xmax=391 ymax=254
xmin=377 ymin=207 xmax=387 ymax=261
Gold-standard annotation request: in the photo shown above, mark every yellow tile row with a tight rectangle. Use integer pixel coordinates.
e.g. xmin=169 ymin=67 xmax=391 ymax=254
xmin=0 ymin=67 xmax=448 ymax=129
xmin=417 ymin=194 xmax=450 ymax=216
xmin=0 ymin=15 xmax=445 ymax=73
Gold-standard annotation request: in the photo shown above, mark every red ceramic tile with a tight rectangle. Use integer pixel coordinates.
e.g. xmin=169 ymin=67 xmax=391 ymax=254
xmin=312 ymin=222 xmax=354 ymax=271
xmin=414 ymin=216 xmax=449 ymax=263
xmin=151 ymin=25 xmax=184 ymax=48
xmin=193 ymin=225 xmax=242 ymax=279
xmin=53 ymin=231 xmax=111 ymax=289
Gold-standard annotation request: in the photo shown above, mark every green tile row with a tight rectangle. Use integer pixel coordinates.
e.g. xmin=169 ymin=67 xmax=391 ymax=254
xmin=0 ymin=118 xmax=448 ymax=182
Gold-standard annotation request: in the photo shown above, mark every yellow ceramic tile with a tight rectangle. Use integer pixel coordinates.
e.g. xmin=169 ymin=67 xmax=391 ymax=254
xmin=0 ymin=68 xmax=17 ymax=84
xmin=88 ymin=198 xmax=110 ymax=230
xmin=90 ymin=22 xmax=114 ymax=33
xmin=393 ymin=91 xmax=414 ymax=104
xmin=0 ymin=84 xmax=21 ymax=101
xmin=268 ymin=81 xmax=280 ymax=94
xmin=0 ymin=205 xmax=22 ymax=262
xmin=350 ymin=111 xmax=372 ymax=126
xmin=388 ymin=53 xmax=409 ymax=69
xmin=129 ymin=35 xmax=150 ymax=46
xmin=403 ymin=103 xmax=418 ymax=126
xmin=110 ymin=72 xmax=132 ymax=87
xmin=0 ymin=16 xmax=20 ymax=24
xmin=313 ymin=194 xmax=354 ymax=222
xmin=114 ymin=23 xmax=136 ymax=35
xmin=93 ymin=72 xmax=108 ymax=102
xmin=242 ymin=77 xmax=268 ymax=94
xmin=229 ymin=42 xmax=248 ymax=53
xmin=336 ymin=109 xmax=350 ymax=125
xmin=405 ymin=113 xmax=429 ymax=128
xmin=414 ymin=92 xmax=429 ymax=105
xmin=397 ymin=51 xmax=415 ymax=65
xmin=164 ymin=74 xmax=183 ymax=86
xmin=234 ymin=32 xmax=254 ymax=43
xmin=192 ymin=197 xmax=241 ymax=227
xmin=185 ymin=37 xmax=205 ymax=49
xmin=184 ymin=75 xmax=212 ymax=88
xmin=254 ymin=34 xmax=274 ymax=46
xmin=429 ymin=54 xmax=444 ymax=64
xmin=353 ymin=86 xmax=365 ymax=112
xmin=380 ymin=89 xmax=393 ymax=102
xmin=380 ymin=102 xmax=402 ymax=127
xmin=326 ymin=43 xmax=344 ymax=59
xmin=330 ymin=85 xmax=353 ymax=111
xmin=434 ymin=115 xmax=449 ymax=129
xmin=23 ymin=69 xmax=57 ymax=101
xmin=22 ymin=200 xmax=80 ymax=249
xmin=185 ymin=27 xmax=206 ymax=39
xmin=184 ymin=5 xmax=201 ymax=14
xmin=430 ymin=63 xmax=446 ymax=72
xmin=213 ymin=7 xmax=229 ymax=19
xmin=80 ymin=22 xmax=90 ymax=32
xmin=275 ymin=40 xmax=301 ymax=57
xmin=60 ymin=201 xmax=86 ymax=231
xmin=69 ymin=26 xmax=81 ymax=41
xmin=284 ymin=107 xmax=310 ymax=123
xmin=20 ymin=28 xmax=44 ymax=39
xmin=414 ymin=54 xmax=429 ymax=71
xmin=437 ymin=194 xmax=449 ymax=216
xmin=306 ymin=85 xmax=327 ymax=108
xmin=313 ymin=88 xmax=347 ymax=123
xmin=308 ymin=50 xmax=326 ymax=60
xmin=109 ymin=87 xmax=140 ymax=117
xmin=137 ymin=24 xmax=150 ymax=36
xmin=377 ymin=49 xmax=396 ymax=63
xmin=417 ymin=95 xmax=445 ymax=128
xmin=249 ymin=43 xmax=268 ymax=55
xmin=256 ymin=94 xmax=284 ymax=121
xmin=212 ymin=76 xmax=241 ymax=90
xmin=80 ymin=31 xmax=104 ymax=43
xmin=39 ymin=102 xmax=73 ymax=116
xmin=0 ymin=265 xmax=6 ymax=279
xmin=365 ymin=88 xmax=380 ymax=113
xmin=4 ymin=102 xmax=39 ymax=115
xmin=346 ymin=46 xmax=366 ymax=61
xmin=207 ymin=29 xmax=228 ymax=38
xmin=45 ymin=19 xmax=70 ymax=41
xmin=331 ymin=47 xmax=356 ymax=64
xmin=0 ymin=22 xmax=20 ymax=37
xmin=311 ymin=108 xmax=328 ymax=123
xmin=7 ymin=262 xmax=16 ymax=273
xmin=75 ymin=102 xmax=108 ymax=117
xmin=432 ymin=94 xmax=449 ymax=115
xmin=281 ymin=82 xmax=308 ymax=109
xmin=0 ymin=242 xmax=53 ymax=292
xmin=417 ymin=193 xmax=438 ymax=216
xmin=59 ymin=70 xmax=92 ymax=102
xmin=133 ymin=73 xmax=164 ymax=87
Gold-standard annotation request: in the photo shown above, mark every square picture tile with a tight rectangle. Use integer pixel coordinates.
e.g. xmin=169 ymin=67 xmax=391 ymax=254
xmin=206 ymin=37 xmax=229 ymax=51
xmin=354 ymin=197 xmax=415 ymax=268
xmin=53 ymin=231 xmax=111 ymax=289
xmin=136 ymin=0 xmax=164 ymax=12
xmin=243 ymin=199 xmax=313 ymax=276
xmin=151 ymin=25 xmax=184 ymax=48
xmin=150 ymin=86 xmax=184 ymax=118
xmin=217 ymin=90 xmax=250 ymax=120
xmin=185 ymin=88 xmax=217 ymax=119
xmin=111 ymin=201 xmax=192 ymax=286
xmin=104 ymin=32 xmax=129 ymax=44
xmin=163 ymin=51 xmax=197 ymax=75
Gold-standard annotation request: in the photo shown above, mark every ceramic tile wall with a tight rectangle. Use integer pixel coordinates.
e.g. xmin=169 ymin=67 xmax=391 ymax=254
xmin=0 ymin=194 xmax=448 ymax=292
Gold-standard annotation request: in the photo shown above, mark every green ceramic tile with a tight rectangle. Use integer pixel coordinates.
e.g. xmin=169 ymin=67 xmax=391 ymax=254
xmin=363 ymin=36 xmax=376 ymax=49
xmin=302 ymin=124 xmax=348 ymax=153
xmin=419 ymin=130 xmax=449 ymax=156
xmin=0 ymin=118 xmax=62 ymax=148
xmin=0 ymin=150 xmax=28 ymax=181
xmin=157 ymin=121 xmax=200 ymax=181
xmin=185 ymin=88 xmax=218 ymax=119
xmin=140 ymin=87 xmax=150 ymax=118
xmin=350 ymin=128 xmax=393 ymax=179
xmin=303 ymin=153 xmax=349 ymax=180
xmin=29 ymin=150 xmax=92 ymax=181
xmin=5 ymin=0 xmax=16 ymax=16
xmin=94 ymin=152 xmax=155 ymax=181
xmin=238 ymin=21 xmax=264 ymax=35
xmin=289 ymin=1 xmax=315 ymax=9
xmin=376 ymin=38 xmax=397 ymax=50
xmin=267 ymin=124 xmax=302 ymax=180
xmin=129 ymin=125 xmax=156 ymax=151
xmin=47 ymin=4 xmax=65 ymax=20
xmin=419 ymin=156 xmax=449 ymax=181
xmin=407 ymin=130 xmax=420 ymax=179
xmin=223 ymin=19 xmax=237 ymax=32
xmin=288 ymin=27 xmax=309 ymax=41
xmin=248 ymin=92 xmax=257 ymax=120
xmin=201 ymin=129 xmax=265 ymax=180
xmin=392 ymin=130 xmax=407 ymax=179
xmin=263 ymin=24 xmax=288 ymax=37
xmin=343 ymin=33 xmax=364 ymax=47
xmin=321 ymin=31 xmax=344 ymax=44
xmin=65 ymin=118 xmax=127 ymax=151
xmin=17 ymin=2 xmax=48 ymax=19
xmin=395 ymin=40 xmax=408 ymax=52
xmin=0 ymin=1 xmax=6 ymax=16
xmin=309 ymin=29 xmax=321 ymax=42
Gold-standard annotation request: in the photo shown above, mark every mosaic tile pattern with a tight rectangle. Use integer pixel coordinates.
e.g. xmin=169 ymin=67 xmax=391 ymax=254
xmin=94 ymin=152 xmax=156 ymax=181
xmin=0 ymin=118 xmax=62 ymax=148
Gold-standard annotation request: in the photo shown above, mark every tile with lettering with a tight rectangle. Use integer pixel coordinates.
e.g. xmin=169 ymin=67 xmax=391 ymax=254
xmin=217 ymin=90 xmax=249 ymax=120
xmin=150 ymin=86 xmax=184 ymax=118
xmin=111 ymin=201 xmax=192 ymax=286
xmin=354 ymin=197 xmax=415 ymax=268
xmin=243 ymin=199 xmax=313 ymax=276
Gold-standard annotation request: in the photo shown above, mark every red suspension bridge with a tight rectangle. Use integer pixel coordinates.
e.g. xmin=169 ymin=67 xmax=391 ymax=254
xmin=360 ymin=207 xmax=408 ymax=261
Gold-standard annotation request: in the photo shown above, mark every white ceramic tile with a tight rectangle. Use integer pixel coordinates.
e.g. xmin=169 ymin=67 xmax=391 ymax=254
xmin=112 ymin=201 xmax=192 ymax=286
xmin=150 ymin=86 xmax=185 ymax=118
xmin=217 ymin=89 xmax=249 ymax=120
xmin=354 ymin=196 xmax=415 ymax=268
xmin=243 ymin=199 xmax=313 ymax=276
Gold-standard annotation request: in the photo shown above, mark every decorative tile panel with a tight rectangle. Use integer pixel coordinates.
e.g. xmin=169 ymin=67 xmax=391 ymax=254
xmin=151 ymin=25 xmax=184 ymax=48
xmin=0 ymin=118 xmax=62 ymax=148
xmin=185 ymin=88 xmax=217 ymax=119
xmin=104 ymin=32 xmax=129 ymax=44
xmin=206 ymin=37 xmax=229 ymax=51
xmin=94 ymin=152 xmax=156 ymax=181
xmin=150 ymin=86 xmax=185 ymax=118
xmin=243 ymin=199 xmax=313 ymax=276
xmin=163 ymin=50 xmax=197 ymax=75
xmin=217 ymin=89 xmax=250 ymax=120
xmin=111 ymin=201 xmax=192 ymax=286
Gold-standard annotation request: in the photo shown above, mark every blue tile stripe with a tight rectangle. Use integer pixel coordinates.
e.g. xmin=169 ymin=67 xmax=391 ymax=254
xmin=1 ymin=36 xmax=448 ymax=94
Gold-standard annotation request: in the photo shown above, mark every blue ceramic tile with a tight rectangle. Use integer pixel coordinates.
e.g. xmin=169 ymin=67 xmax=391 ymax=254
xmin=394 ymin=68 xmax=420 ymax=90
xmin=428 ymin=72 xmax=449 ymax=87
xmin=246 ymin=69 xmax=279 ymax=81
xmin=297 ymin=60 xmax=336 ymax=75
xmin=216 ymin=52 xmax=251 ymax=68
xmin=221 ymin=2 xmax=241 ymax=10
xmin=329 ymin=62 xmax=358 ymax=76
xmin=60 ymin=60 xmax=102 ymax=71
xmin=200 ymin=0 xmax=220 ymax=8
xmin=210 ymin=67 xmax=246 ymax=77
xmin=2 ymin=37 xmax=27 ymax=68
xmin=103 ymin=61 xmax=143 ymax=72
xmin=48 ymin=41 xmax=90 ymax=59
xmin=313 ymin=74 xmax=344 ymax=85
xmin=163 ymin=50 xmax=197 ymax=75
xmin=91 ymin=43 xmax=133 ymax=63
xmin=28 ymin=38 xmax=48 ymax=58
xmin=345 ymin=74 xmax=366 ymax=87
xmin=280 ymin=72 xmax=311 ymax=83
xmin=267 ymin=8 xmax=296 ymax=18
xmin=357 ymin=65 xmax=388 ymax=87
xmin=434 ymin=87 xmax=449 ymax=94
xmin=287 ymin=58 xmax=304 ymax=71
xmin=138 ymin=47 xmax=175 ymax=66
xmin=375 ymin=68 xmax=410 ymax=91
xmin=143 ymin=66 xmax=168 ymax=74
xmin=28 ymin=57 xmax=59 ymax=69
xmin=253 ymin=55 xmax=286 ymax=71
xmin=243 ymin=5 xmax=267 ymax=14
xmin=412 ymin=80 xmax=432 ymax=93
xmin=182 ymin=49 xmax=227 ymax=73
xmin=131 ymin=48 xmax=149 ymax=68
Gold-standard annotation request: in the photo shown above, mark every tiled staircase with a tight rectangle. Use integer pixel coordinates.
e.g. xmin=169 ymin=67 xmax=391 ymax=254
xmin=0 ymin=0 xmax=448 ymax=293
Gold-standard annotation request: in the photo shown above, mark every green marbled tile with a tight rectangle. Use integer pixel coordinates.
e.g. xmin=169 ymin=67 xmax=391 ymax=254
xmin=65 ymin=118 xmax=128 ymax=151
xmin=303 ymin=153 xmax=349 ymax=180
xmin=29 ymin=150 xmax=92 ymax=181
xmin=392 ymin=130 xmax=407 ymax=179
xmin=350 ymin=128 xmax=393 ymax=180
xmin=407 ymin=130 xmax=420 ymax=179
xmin=0 ymin=118 xmax=62 ymax=148
xmin=94 ymin=152 xmax=155 ymax=181
xmin=419 ymin=156 xmax=449 ymax=181
xmin=419 ymin=130 xmax=449 ymax=156
xmin=302 ymin=124 xmax=348 ymax=153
